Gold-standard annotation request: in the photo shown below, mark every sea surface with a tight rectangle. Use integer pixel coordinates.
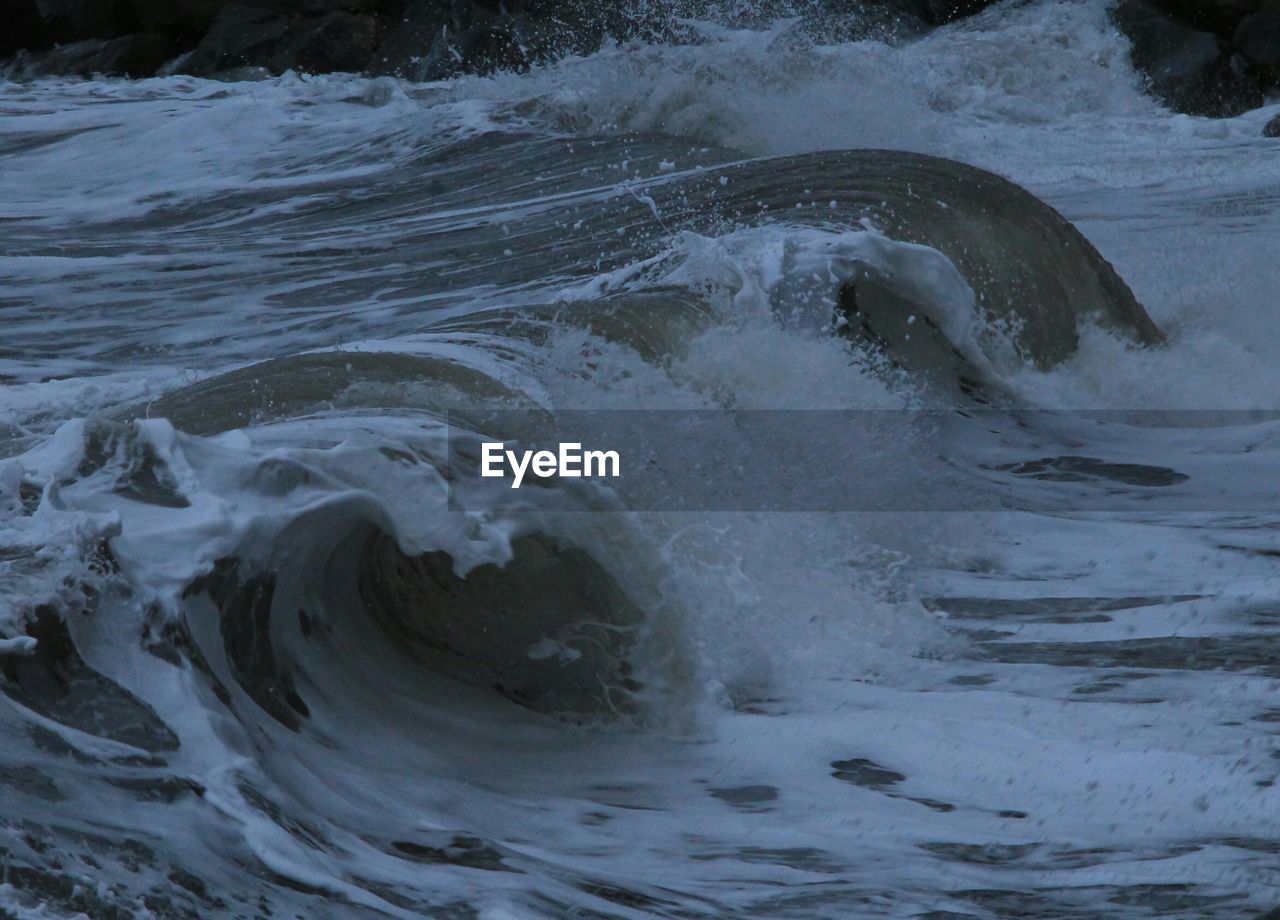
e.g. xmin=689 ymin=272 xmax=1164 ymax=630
xmin=2 ymin=2 xmax=1280 ymax=917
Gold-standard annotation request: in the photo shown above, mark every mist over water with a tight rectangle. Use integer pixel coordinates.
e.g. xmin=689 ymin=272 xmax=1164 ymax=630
xmin=3 ymin=1 xmax=1280 ymax=917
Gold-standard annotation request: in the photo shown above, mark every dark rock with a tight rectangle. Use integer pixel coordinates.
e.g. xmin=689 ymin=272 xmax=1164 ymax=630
xmin=176 ymin=4 xmax=291 ymax=74
xmin=130 ymin=0 xmax=229 ymax=39
xmin=278 ymin=0 xmax=396 ymax=13
xmin=35 ymin=0 xmax=137 ymax=42
xmin=1264 ymin=112 xmax=1280 ymax=135
xmin=1236 ymin=1 xmax=1280 ymax=84
xmin=907 ymin=0 xmax=997 ymax=26
xmin=8 ymin=32 xmax=179 ymax=78
xmin=265 ymin=9 xmax=384 ymax=72
xmin=131 ymin=0 xmax=397 ymax=40
xmin=447 ymin=22 xmax=528 ymax=76
xmin=1 ymin=0 xmax=52 ymax=56
xmin=1143 ymin=0 xmax=1263 ymax=35
xmin=0 ymin=0 xmax=1031 ymax=83
xmin=178 ymin=4 xmax=382 ymax=76
xmin=798 ymin=2 xmax=928 ymax=46
xmin=370 ymin=0 xmax=600 ymax=80
xmin=367 ymin=0 xmax=459 ymax=80
xmin=1113 ymin=0 xmax=1264 ymax=117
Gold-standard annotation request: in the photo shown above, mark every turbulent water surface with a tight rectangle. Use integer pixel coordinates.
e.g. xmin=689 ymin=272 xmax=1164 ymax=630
xmin=3 ymin=2 xmax=1280 ymax=917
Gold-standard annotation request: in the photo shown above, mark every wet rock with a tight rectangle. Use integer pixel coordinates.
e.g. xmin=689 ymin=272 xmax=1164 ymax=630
xmin=16 ymin=33 xmax=175 ymax=80
xmin=906 ymin=0 xmax=997 ymax=26
xmin=432 ymin=21 xmax=528 ymax=80
xmin=1 ymin=0 xmax=1036 ymax=82
xmin=1113 ymin=0 xmax=1264 ymax=117
xmin=35 ymin=0 xmax=137 ymax=43
xmin=1236 ymin=1 xmax=1280 ymax=85
xmin=1265 ymin=112 xmax=1280 ymax=135
xmin=130 ymin=0 xmax=230 ymax=39
xmin=793 ymin=2 xmax=928 ymax=48
xmin=1144 ymin=0 xmax=1263 ymax=35
xmin=264 ymin=9 xmax=384 ymax=73
xmin=370 ymin=0 xmax=599 ymax=80
xmin=130 ymin=0 xmax=395 ymax=39
xmin=178 ymin=4 xmax=383 ymax=76
xmin=1 ymin=0 xmax=51 ymax=56
xmin=176 ymin=4 xmax=291 ymax=74
xmin=367 ymin=0 xmax=449 ymax=78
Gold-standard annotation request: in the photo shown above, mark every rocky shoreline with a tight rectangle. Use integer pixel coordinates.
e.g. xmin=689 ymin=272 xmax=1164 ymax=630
xmin=2 ymin=0 xmax=1278 ymax=122
xmin=1111 ymin=0 xmax=1280 ymax=117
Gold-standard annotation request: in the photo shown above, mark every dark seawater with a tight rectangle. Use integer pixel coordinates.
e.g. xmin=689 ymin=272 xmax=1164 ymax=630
xmin=3 ymin=3 xmax=1280 ymax=917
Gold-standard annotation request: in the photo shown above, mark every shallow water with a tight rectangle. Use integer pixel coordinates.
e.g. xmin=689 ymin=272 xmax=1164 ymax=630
xmin=3 ymin=2 xmax=1280 ymax=917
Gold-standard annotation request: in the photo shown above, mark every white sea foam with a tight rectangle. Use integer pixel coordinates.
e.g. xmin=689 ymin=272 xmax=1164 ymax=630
xmin=3 ymin=1 xmax=1280 ymax=915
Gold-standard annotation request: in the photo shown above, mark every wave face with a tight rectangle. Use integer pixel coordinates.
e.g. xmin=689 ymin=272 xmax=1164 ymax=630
xmin=4 ymin=2 xmax=1280 ymax=918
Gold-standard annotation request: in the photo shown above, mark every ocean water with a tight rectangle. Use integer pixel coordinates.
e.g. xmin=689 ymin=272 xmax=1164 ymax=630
xmin=3 ymin=1 xmax=1280 ymax=917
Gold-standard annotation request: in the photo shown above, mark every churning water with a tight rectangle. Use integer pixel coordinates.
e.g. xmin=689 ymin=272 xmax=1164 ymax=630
xmin=3 ymin=1 xmax=1280 ymax=917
